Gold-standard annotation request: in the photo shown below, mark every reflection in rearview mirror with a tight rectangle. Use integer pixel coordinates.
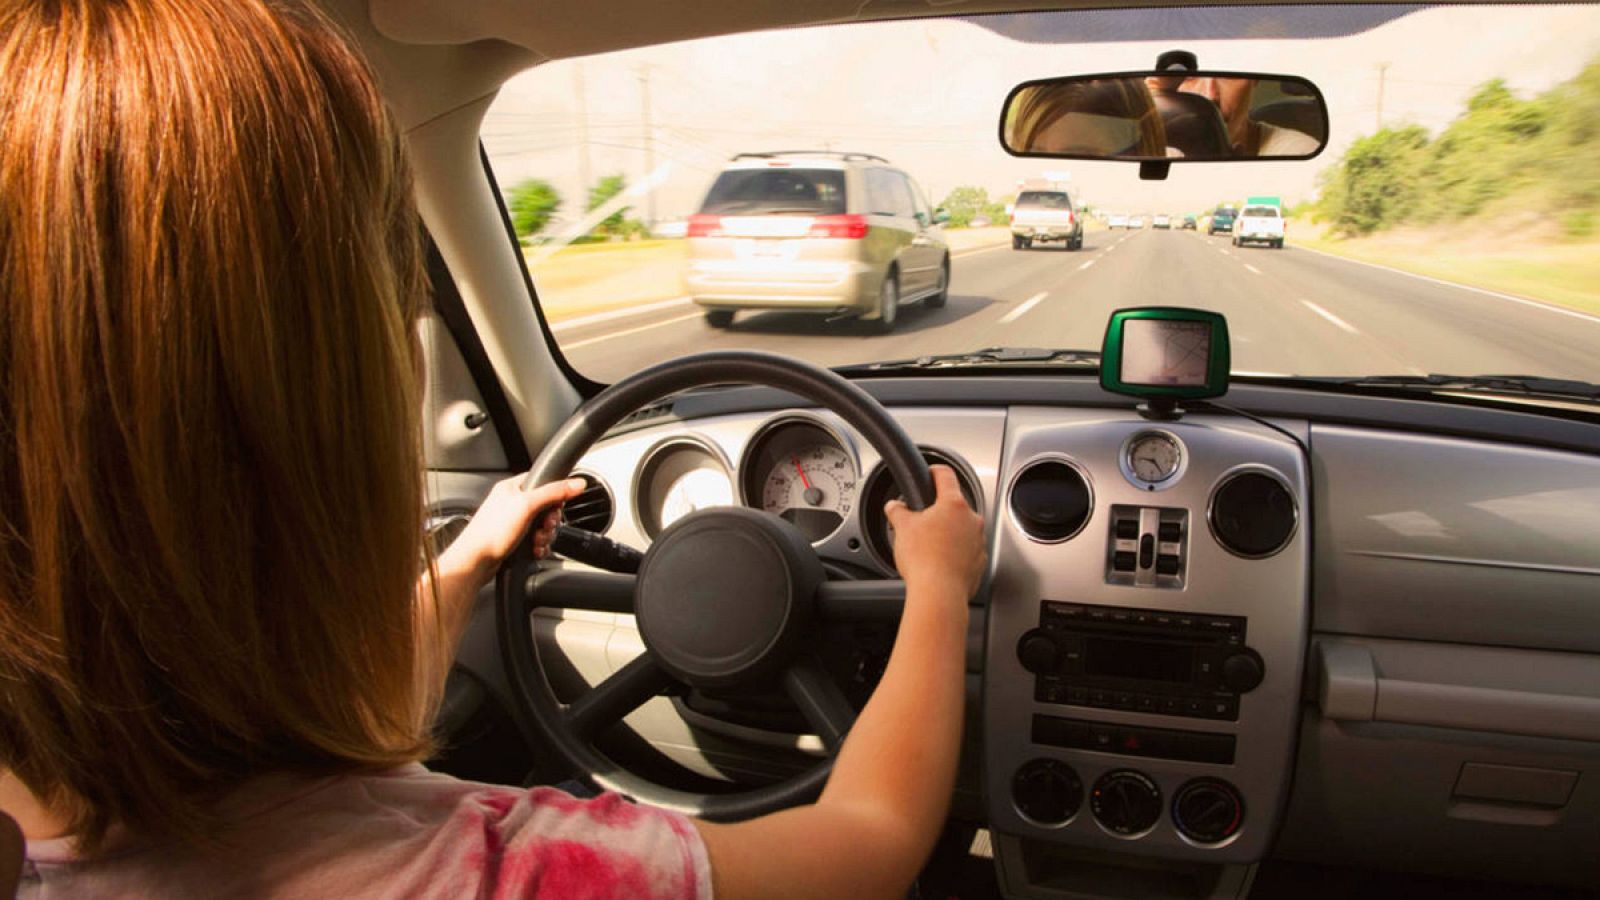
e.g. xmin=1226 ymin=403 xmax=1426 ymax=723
xmin=1002 ymin=72 xmax=1328 ymax=162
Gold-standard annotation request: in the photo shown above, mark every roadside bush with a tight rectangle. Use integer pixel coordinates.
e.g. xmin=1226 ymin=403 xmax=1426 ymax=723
xmin=1317 ymin=58 xmax=1600 ymax=237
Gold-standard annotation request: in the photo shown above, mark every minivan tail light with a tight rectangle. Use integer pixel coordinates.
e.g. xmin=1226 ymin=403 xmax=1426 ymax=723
xmin=807 ymin=214 xmax=868 ymax=239
xmin=687 ymin=214 xmax=724 ymax=238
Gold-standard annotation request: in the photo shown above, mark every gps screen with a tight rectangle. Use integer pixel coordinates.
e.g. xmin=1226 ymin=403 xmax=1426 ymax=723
xmin=1120 ymin=319 xmax=1212 ymax=386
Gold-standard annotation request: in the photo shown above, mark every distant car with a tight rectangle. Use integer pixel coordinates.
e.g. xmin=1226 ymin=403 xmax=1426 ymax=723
xmin=1208 ymin=206 xmax=1238 ymax=235
xmin=1107 ymin=213 xmax=1128 ymax=229
xmin=1153 ymin=214 xmax=1171 ymax=229
xmin=970 ymin=215 xmax=992 ymax=228
xmin=1234 ymin=204 xmax=1286 ymax=248
xmin=1010 ymin=189 xmax=1083 ymax=250
xmin=1129 ymin=215 xmax=1145 ymax=229
xmin=1181 ymin=214 xmax=1198 ymax=230
xmin=685 ymin=151 xmax=950 ymax=333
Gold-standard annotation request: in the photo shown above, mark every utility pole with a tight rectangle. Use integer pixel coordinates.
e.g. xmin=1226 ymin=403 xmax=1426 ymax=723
xmin=574 ymin=61 xmax=592 ymax=198
xmin=637 ymin=64 xmax=656 ymax=228
xmin=1375 ymin=62 xmax=1389 ymax=132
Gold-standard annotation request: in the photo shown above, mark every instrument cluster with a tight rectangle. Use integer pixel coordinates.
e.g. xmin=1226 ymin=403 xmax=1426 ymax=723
xmin=624 ymin=413 xmax=979 ymax=572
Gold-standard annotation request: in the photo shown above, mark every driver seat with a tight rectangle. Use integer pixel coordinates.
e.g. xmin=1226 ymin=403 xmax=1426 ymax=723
xmin=1151 ymin=88 xmax=1233 ymax=159
xmin=1 ymin=811 xmax=23 ymax=897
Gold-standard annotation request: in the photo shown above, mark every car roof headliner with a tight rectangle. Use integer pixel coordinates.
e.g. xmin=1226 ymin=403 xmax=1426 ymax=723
xmin=367 ymin=0 xmax=1485 ymax=61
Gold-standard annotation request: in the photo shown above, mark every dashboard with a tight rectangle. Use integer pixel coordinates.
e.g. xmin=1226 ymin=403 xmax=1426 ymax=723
xmin=508 ymin=379 xmax=1600 ymax=895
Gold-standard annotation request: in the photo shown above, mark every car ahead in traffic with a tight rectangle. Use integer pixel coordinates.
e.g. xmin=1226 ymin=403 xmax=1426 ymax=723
xmin=1010 ymin=189 xmax=1083 ymax=250
xmin=1182 ymin=214 xmax=1198 ymax=230
xmin=685 ymin=151 xmax=949 ymax=333
xmin=1153 ymin=214 xmax=1171 ymax=229
xmin=1130 ymin=215 xmax=1145 ymax=228
xmin=1107 ymin=212 xmax=1129 ymax=229
xmin=1208 ymin=206 xmax=1239 ymax=234
xmin=1235 ymin=204 xmax=1286 ymax=248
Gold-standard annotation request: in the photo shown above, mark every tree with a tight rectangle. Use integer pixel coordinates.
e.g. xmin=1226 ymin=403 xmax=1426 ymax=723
xmin=938 ymin=185 xmax=990 ymax=228
xmin=586 ymin=174 xmax=631 ymax=237
xmin=507 ymin=179 xmax=561 ymax=243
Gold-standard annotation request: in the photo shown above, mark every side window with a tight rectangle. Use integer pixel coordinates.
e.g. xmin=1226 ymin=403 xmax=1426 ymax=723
xmin=904 ymin=175 xmax=932 ymax=222
xmin=865 ymin=169 xmax=897 ymax=217
xmin=891 ymin=172 xmax=918 ymax=220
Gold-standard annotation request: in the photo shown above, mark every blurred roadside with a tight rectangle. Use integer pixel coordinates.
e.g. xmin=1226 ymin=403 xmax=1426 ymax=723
xmin=1290 ymin=216 xmax=1600 ymax=317
xmin=529 ymin=227 xmax=1014 ymax=323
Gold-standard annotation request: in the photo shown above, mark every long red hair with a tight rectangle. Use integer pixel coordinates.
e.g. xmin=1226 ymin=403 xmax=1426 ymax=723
xmin=0 ymin=0 xmax=433 ymax=851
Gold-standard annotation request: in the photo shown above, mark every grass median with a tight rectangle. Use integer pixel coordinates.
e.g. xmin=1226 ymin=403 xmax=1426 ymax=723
xmin=1292 ymin=223 xmax=1600 ymax=318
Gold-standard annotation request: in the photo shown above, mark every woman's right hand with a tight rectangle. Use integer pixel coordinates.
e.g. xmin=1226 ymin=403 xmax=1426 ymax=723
xmin=884 ymin=465 xmax=987 ymax=601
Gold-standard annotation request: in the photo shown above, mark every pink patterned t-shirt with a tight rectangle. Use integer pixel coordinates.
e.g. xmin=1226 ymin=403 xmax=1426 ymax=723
xmin=18 ymin=764 xmax=713 ymax=899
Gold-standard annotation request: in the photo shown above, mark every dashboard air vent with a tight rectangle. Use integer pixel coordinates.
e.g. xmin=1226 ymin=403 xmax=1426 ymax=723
xmin=1209 ymin=471 xmax=1296 ymax=558
xmin=562 ymin=473 xmax=614 ymax=533
xmin=1008 ymin=459 xmax=1092 ymax=543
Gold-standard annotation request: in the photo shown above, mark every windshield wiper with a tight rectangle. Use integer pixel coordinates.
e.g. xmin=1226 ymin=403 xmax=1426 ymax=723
xmin=848 ymin=347 xmax=1101 ymax=372
xmin=1325 ymin=373 xmax=1600 ymax=402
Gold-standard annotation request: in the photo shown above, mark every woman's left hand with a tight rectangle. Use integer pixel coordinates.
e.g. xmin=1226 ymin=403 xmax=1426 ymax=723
xmin=438 ymin=475 xmax=588 ymax=589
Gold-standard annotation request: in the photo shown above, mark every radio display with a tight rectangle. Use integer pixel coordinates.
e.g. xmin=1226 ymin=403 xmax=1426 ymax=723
xmin=1084 ymin=637 xmax=1194 ymax=683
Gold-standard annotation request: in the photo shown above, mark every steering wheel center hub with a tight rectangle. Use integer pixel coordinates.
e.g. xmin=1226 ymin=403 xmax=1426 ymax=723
xmin=635 ymin=507 xmax=823 ymax=688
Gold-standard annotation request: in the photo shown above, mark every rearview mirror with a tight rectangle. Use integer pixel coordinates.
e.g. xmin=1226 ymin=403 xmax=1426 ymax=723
xmin=1001 ymin=71 xmax=1328 ymax=162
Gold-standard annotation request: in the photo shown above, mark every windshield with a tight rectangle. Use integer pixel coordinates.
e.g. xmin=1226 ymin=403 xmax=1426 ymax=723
xmin=482 ymin=4 xmax=1600 ymax=388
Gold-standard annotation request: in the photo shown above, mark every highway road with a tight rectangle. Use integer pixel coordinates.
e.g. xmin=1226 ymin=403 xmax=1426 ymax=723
xmin=555 ymin=228 xmax=1600 ymax=385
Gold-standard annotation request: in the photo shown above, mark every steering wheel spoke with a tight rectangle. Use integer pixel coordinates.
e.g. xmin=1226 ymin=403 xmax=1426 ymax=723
xmin=564 ymin=653 xmax=676 ymax=741
xmin=524 ymin=567 xmax=636 ymax=614
xmin=816 ymin=579 xmax=905 ymax=621
xmin=782 ymin=656 xmax=857 ymax=752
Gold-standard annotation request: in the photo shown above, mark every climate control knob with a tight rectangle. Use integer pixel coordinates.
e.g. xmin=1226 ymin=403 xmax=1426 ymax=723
xmin=1221 ymin=648 xmax=1265 ymax=693
xmin=1090 ymin=770 xmax=1162 ymax=836
xmin=1016 ymin=629 xmax=1063 ymax=676
xmin=1012 ymin=759 xmax=1083 ymax=826
xmin=1173 ymin=779 xmax=1244 ymax=844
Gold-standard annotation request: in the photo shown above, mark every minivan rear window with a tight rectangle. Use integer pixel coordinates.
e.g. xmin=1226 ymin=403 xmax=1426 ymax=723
xmin=699 ymin=169 xmax=847 ymax=215
xmin=1016 ymin=191 xmax=1071 ymax=209
xmin=1242 ymin=206 xmax=1282 ymax=217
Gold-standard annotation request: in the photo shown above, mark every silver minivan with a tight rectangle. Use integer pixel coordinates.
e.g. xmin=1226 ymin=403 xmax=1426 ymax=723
xmin=685 ymin=152 xmax=950 ymax=333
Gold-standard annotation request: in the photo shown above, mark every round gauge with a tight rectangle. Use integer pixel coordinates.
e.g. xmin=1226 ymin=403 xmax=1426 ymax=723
xmin=636 ymin=439 xmax=733 ymax=538
xmin=1125 ymin=432 xmax=1183 ymax=485
xmin=740 ymin=420 xmax=857 ymax=543
xmin=860 ymin=449 xmax=980 ymax=572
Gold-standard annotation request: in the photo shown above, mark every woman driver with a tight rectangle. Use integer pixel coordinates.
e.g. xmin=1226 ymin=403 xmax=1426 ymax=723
xmin=0 ymin=1 xmax=987 ymax=897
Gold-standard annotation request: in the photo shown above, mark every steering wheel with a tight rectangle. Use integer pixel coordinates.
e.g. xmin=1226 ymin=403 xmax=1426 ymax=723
xmin=496 ymin=350 xmax=933 ymax=820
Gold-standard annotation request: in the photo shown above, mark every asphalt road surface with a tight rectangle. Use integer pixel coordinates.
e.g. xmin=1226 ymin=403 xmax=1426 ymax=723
xmin=556 ymin=228 xmax=1600 ymax=385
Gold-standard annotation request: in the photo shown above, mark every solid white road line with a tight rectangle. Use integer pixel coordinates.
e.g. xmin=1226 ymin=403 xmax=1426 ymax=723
xmin=1300 ymin=299 xmax=1360 ymax=334
xmin=551 ymin=295 xmax=692 ymax=333
xmin=998 ymin=291 xmax=1048 ymax=324
xmin=562 ymin=311 xmax=703 ymax=350
xmin=1244 ymin=264 xmax=1263 ymax=276
xmin=1294 ymin=244 xmax=1600 ymax=326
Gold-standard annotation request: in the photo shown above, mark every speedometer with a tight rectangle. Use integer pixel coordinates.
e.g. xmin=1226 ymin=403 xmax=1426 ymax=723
xmin=761 ymin=443 xmax=856 ymax=541
xmin=740 ymin=418 xmax=858 ymax=543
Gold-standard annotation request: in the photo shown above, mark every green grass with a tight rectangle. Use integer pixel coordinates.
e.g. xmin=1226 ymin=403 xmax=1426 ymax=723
xmin=1296 ymin=231 xmax=1600 ymax=318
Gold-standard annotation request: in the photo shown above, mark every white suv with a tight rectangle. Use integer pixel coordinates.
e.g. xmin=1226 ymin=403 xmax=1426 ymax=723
xmin=685 ymin=152 xmax=950 ymax=333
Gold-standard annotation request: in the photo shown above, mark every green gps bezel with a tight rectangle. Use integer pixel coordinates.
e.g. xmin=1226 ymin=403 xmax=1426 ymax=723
xmin=1099 ymin=307 xmax=1231 ymax=400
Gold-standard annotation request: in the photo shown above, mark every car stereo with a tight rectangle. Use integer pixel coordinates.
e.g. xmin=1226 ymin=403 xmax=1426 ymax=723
xmin=1016 ymin=600 xmax=1265 ymax=727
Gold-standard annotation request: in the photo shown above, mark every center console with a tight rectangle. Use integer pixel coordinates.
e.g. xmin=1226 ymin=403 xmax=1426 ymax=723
xmin=984 ymin=408 xmax=1309 ymax=897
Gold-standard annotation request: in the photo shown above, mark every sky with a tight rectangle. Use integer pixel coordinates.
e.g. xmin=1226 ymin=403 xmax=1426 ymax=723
xmin=480 ymin=4 xmax=1600 ymax=224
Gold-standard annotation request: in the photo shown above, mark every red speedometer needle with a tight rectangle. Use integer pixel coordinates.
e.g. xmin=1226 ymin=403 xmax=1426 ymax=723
xmin=792 ymin=457 xmax=812 ymax=488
